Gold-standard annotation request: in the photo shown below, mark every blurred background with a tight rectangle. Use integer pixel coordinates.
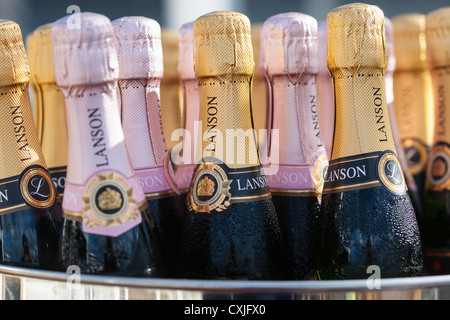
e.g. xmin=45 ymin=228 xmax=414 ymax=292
xmin=3 ymin=0 xmax=449 ymax=39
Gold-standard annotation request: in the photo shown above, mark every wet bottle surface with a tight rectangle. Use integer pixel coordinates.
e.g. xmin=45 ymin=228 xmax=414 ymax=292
xmin=316 ymin=4 xmax=423 ymax=280
xmin=0 ymin=20 xmax=61 ymax=271
xmin=52 ymin=13 xmax=164 ymax=277
xmin=421 ymin=7 xmax=450 ymax=275
xmin=112 ymin=16 xmax=184 ymax=278
xmin=180 ymin=11 xmax=284 ymax=280
xmin=260 ymin=13 xmax=328 ymax=280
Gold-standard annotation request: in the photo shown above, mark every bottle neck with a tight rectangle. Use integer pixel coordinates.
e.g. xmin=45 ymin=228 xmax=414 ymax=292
xmin=331 ymin=69 xmax=397 ymax=160
xmin=270 ymin=74 xmax=325 ymax=165
xmin=160 ymin=78 xmax=182 ymax=153
xmin=430 ymin=67 xmax=450 ymax=144
xmin=39 ymin=82 xmax=68 ymax=169
xmin=425 ymin=67 xmax=450 ymax=193
xmin=0 ymin=83 xmax=47 ymax=178
xmin=316 ymin=72 xmax=334 ymax=159
xmin=119 ymin=78 xmax=166 ymax=169
xmin=385 ymin=70 xmax=408 ymax=170
xmin=197 ymin=74 xmax=259 ymax=169
xmin=62 ymin=82 xmax=134 ymax=185
xmin=393 ymin=69 xmax=434 ymax=146
xmin=251 ymin=74 xmax=267 ymax=150
xmin=181 ymin=78 xmax=200 ymax=165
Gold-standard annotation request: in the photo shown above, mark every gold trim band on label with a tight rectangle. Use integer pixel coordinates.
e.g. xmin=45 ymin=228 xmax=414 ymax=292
xmin=270 ymin=189 xmax=317 ymax=197
xmin=145 ymin=190 xmax=178 ymax=200
xmin=323 ymin=181 xmax=382 ymax=194
xmin=228 ymin=168 xmax=264 ymax=175
xmin=0 ymin=203 xmax=30 ymax=216
xmin=62 ymin=210 xmax=83 ymax=222
xmin=328 ymin=155 xmax=380 ymax=167
xmin=229 ymin=193 xmax=271 ymax=203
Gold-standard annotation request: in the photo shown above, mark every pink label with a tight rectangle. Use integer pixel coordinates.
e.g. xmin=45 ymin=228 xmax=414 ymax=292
xmin=264 ymin=165 xmax=315 ymax=190
xmin=63 ymin=170 xmax=146 ymax=237
xmin=175 ymin=163 xmax=195 ymax=191
xmin=136 ymin=165 xmax=175 ymax=196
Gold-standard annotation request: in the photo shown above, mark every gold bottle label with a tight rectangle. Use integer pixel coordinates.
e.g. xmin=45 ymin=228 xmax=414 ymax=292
xmin=324 ymin=4 xmax=407 ymax=195
xmin=0 ymin=86 xmax=57 ymax=213
xmin=187 ymin=78 xmax=269 ymax=213
xmin=331 ymin=74 xmax=397 ymax=159
xmin=0 ymin=20 xmax=57 ymax=213
xmin=323 ymin=151 xmax=406 ymax=195
xmin=187 ymin=11 xmax=269 ymax=213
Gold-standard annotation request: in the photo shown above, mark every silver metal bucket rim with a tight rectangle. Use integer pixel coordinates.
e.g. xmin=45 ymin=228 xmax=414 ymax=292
xmin=1 ymin=264 xmax=449 ymax=295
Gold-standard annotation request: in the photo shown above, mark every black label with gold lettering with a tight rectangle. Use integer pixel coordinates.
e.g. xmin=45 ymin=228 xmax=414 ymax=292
xmin=0 ymin=165 xmax=57 ymax=215
xmin=49 ymin=166 xmax=67 ymax=197
xmin=187 ymin=157 xmax=271 ymax=213
xmin=323 ymin=151 xmax=406 ymax=195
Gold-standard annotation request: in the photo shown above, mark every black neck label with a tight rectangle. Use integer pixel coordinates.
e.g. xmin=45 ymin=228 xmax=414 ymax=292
xmin=187 ymin=157 xmax=271 ymax=213
xmin=323 ymin=151 xmax=406 ymax=195
xmin=0 ymin=165 xmax=57 ymax=215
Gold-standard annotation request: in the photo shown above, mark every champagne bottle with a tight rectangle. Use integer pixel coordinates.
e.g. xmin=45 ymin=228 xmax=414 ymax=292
xmin=392 ymin=13 xmax=434 ymax=201
xmin=180 ymin=11 xmax=285 ymax=280
xmin=160 ymin=29 xmax=183 ymax=154
xmin=175 ymin=21 xmax=200 ymax=194
xmin=260 ymin=12 xmax=328 ymax=280
xmin=0 ymin=20 xmax=61 ymax=270
xmin=26 ymin=23 xmax=68 ymax=199
xmin=112 ymin=16 xmax=184 ymax=278
xmin=316 ymin=3 xmax=423 ymax=280
xmin=422 ymin=7 xmax=450 ymax=275
xmin=385 ymin=18 xmax=424 ymax=219
xmin=52 ymin=12 xmax=164 ymax=277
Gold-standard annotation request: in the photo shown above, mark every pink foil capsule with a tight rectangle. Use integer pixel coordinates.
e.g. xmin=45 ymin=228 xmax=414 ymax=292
xmin=113 ymin=16 xmax=185 ymax=278
xmin=261 ymin=12 xmax=328 ymax=199
xmin=53 ymin=13 xmax=146 ymax=237
xmin=112 ymin=16 xmax=179 ymax=198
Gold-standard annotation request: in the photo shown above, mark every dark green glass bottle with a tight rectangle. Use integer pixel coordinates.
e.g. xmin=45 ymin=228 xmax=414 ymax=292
xmin=112 ymin=17 xmax=185 ymax=278
xmin=421 ymin=7 xmax=450 ymax=275
xmin=316 ymin=3 xmax=423 ymax=280
xmin=179 ymin=11 xmax=285 ymax=280
xmin=0 ymin=20 xmax=61 ymax=271
xmin=53 ymin=13 xmax=164 ymax=277
xmin=260 ymin=13 xmax=328 ymax=280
